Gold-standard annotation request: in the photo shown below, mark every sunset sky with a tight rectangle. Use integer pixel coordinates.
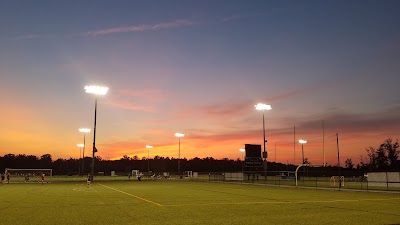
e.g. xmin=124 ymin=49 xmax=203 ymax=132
xmin=1 ymin=0 xmax=399 ymax=165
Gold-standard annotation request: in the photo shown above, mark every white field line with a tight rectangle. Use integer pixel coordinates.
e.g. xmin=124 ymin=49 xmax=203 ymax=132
xmin=98 ymin=183 xmax=162 ymax=206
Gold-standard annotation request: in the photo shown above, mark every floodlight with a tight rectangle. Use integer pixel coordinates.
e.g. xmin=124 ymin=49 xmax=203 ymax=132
xmin=255 ymin=103 xmax=272 ymax=111
xmin=299 ymin=139 xmax=307 ymax=144
xmin=239 ymin=148 xmax=245 ymax=152
xmin=79 ymin=128 xmax=91 ymax=133
xmin=146 ymin=145 xmax=153 ymax=149
xmin=175 ymin=133 xmax=184 ymax=137
xmin=77 ymin=144 xmax=84 ymax=147
xmin=84 ymin=85 xmax=109 ymax=95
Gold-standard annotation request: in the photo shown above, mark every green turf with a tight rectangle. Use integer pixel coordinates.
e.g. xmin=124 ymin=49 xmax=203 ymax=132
xmin=1 ymin=180 xmax=399 ymax=225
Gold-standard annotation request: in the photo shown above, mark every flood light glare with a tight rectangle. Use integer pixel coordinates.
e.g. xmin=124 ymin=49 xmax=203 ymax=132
xmin=175 ymin=133 xmax=184 ymax=137
xmin=77 ymin=144 xmax=84 ymax=147
xmin=79 ymin=128 xmax=91 ymax=133
xmin=146 ymin=145 xmax=153 ymax=148
xmin=84 ymin=85 xmax=109 ymax=95
xmin=299 ymin=139 xmax=307 ymax=144
xmin=255 ymin=103 xmax=272 ymax=111
xmin=239 ymin=148 xmax=245 ymax=152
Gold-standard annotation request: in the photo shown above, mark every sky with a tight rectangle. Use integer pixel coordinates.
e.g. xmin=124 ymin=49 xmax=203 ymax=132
xmin=1 ymin=0 xmax=400 ymax=166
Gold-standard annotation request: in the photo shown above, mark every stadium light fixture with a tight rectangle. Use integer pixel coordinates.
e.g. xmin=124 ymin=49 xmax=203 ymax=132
xmin=299 ymin=139 xmax=307 ymax=144
xmin=79 ymin=128 xmax=91 ymax=176
xmin=298 ymin=139 xmax=307 ymax=164
xmin=255 ymin=103 xmax=272 ymax=179
xmin=146 ymin=145 xmax=153 ymax=172
xmin=239 ymin=148 xmax=245 ymax=172
xmin=255 ymin=103 xmax=272 ymax=111
xmin=239 ymin=148 xmax=245 ymax=160
xmin=85 ymin=85 xmax=108 ymax=182
xmin=175 ymin=133 xmax=184 ymax=137
xmin=79 ymin=128 xmax=91 ymax=133
xmin=84 ymin=85 xmax=108 ymax=95
xmin=175 ymin=133 xmax=184 ymax=177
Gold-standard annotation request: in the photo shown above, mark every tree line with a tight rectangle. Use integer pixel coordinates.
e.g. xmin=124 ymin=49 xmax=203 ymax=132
xmin=1 ymin=138 xmax=398 ymax=175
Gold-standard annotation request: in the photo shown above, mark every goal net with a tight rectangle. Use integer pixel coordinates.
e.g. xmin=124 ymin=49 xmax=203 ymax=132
xmin=330 ymin=176 xmax=345 ymax=187
xmin=4 ymin=168 xmax=52 ymax=183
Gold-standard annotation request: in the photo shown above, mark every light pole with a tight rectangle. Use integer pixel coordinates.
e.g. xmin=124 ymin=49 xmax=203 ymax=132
xmin=255 ymin=103 xmax=272 ymax=180
xmin=299 ymin=139 xmax=307 ymax=182
xmin=298 ymin=139 xmax=307 ymax=164
xmin=146 ymin=145 xmax=153 ymax=172
xmin=175 ymin=133 xmax=184 ymax=178
xmin=85 ymin=85 xmax=108 ymax=182
xmin=77 ymin=144 xmax=84 ymax=176
xmin=239 ymin=148 xmax=245 ymax=172
xmin=79 ymin=128 xmax=91 ymax=176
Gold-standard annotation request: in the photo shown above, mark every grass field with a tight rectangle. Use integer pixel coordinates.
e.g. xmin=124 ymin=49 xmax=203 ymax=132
xmin=1 ymin=180 xmax=399 ymax=225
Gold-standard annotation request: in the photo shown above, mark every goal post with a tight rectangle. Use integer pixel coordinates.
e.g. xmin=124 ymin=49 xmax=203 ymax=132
xmin=330 ymin=176 xmax=345 ymax=187
xmin=4 ymin=168 xmax=52 ymax=183
xmin=295 ymin=164 xmax=323 ymax=187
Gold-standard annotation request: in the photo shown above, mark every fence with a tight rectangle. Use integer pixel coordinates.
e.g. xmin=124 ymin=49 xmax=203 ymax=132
xmin=15 ymin=170 xmax=400 ymax=192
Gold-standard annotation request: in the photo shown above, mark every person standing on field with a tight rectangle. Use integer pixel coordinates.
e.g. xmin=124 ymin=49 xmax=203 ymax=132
xmin=6 ymin=173 xmax=10 ymax=183
xmin=41 ymin=173 xmax=45 ymax=184
xmin=87 ymin=173 xmax=91 ymax=186
xmin=1 ymin=173 xmax=5 ymax=185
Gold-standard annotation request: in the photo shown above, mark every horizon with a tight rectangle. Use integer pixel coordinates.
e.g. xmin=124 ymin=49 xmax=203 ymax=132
xmin=1 ymin=1 xmax=400 ymax=165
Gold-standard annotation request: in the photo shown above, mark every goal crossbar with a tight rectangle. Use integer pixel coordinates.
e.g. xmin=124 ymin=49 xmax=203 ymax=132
xmin=295 ymin=164 xmax=323 ymax=187
xmin=4 ymin=168 xmax=52 ymax=183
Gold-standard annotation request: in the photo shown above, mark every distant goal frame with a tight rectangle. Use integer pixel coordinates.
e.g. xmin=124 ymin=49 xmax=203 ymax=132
xmin=4 ymin=168 xmax=53 ymax=183
xmin=330 ymin=176 xmax=345 ymax=187
xmin=295 ymin=164 xmax=323 ymax=187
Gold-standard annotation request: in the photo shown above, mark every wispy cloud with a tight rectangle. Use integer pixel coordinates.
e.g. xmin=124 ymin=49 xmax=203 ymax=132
xmin=10 ymin=19 xmax=194 ymax=41
xmin=82 ymin=19 xmax=194 ymax=37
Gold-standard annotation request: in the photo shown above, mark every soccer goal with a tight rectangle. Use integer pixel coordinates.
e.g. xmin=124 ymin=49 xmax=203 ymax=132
xmin=4 ymin=168 xmax=52 ymax=183
xmin=295 ymin=164 xmax=323 ymax=187
xmin=330 ymin=176 xmax=345 ymax=187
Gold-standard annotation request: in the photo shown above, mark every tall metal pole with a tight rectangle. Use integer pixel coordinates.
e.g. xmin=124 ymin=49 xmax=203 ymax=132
xmin=79 ymin=147 xmax=82 ymax=176
xmin=337 ymin=132 xmax=341 ymax=189
xmin=262 ymin=111 xmax=267 ymax=180
xmin=323 ymin=120 xmax=325 ymax=167
xmin=91 ymin=98 xmax=97 ymax=182
xmin=302 ymin=143 xmax=305 ymax=181
xmin=294 ymin=126 xmax=296 ymax=165
xmin=178 ymin=137 xmax=181 ymax=176
xmin=82 ymin=134 xmax=85 ymax=175
xmin=241 ymin=152 xmax=244 ymax=173
xmin=147 ymin=147 xmax=150 ymax=172
xmin=275 ymin=142 xmax=277 ymax=163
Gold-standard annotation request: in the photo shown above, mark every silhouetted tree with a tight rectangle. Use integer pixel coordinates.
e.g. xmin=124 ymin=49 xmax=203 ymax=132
xmin=345 ymin=158 xmax=354 ymax=169
xmin=40 ymin=154 xmax=52 ymax=168
xmin=364 ymin=138 xmax=400 ymax=171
